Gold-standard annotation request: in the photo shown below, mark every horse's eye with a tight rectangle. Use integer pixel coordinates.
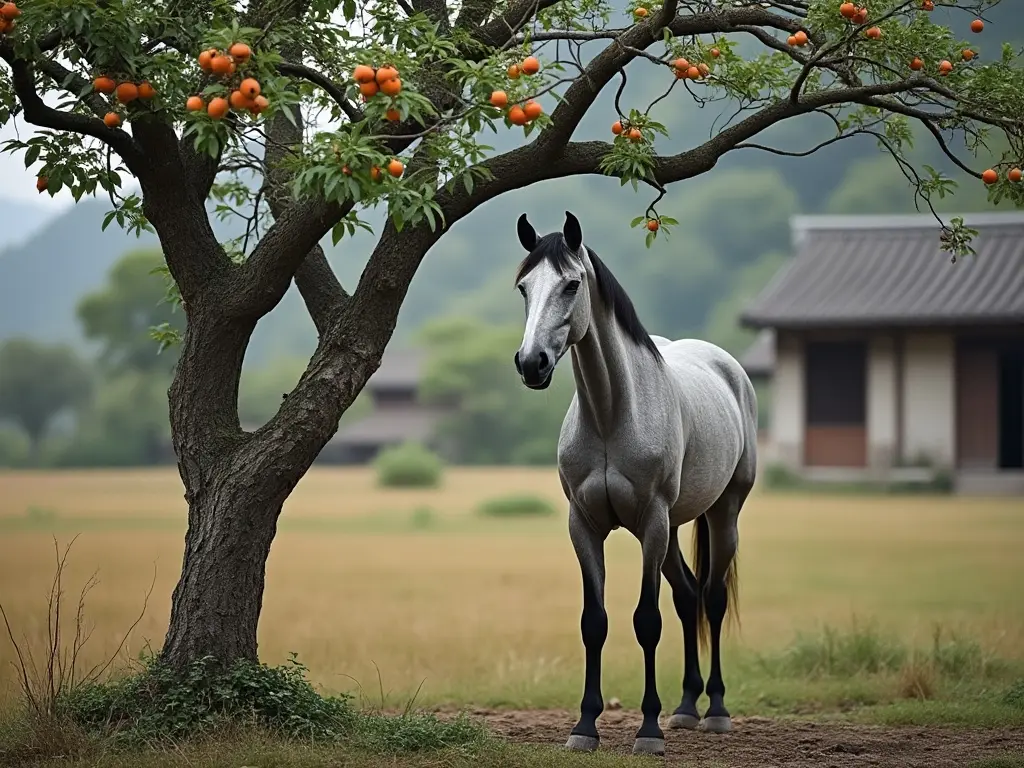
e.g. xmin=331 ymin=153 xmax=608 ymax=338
xmin=564 ymin=280 xmax=580 ymax=295
xmin=518 ymin=284 xmax=526 ymax=297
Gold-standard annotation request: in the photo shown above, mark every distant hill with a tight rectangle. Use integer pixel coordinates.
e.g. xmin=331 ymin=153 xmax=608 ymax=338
xmin=0 ymin=197 xmax=59 ymax=251
xmin=0 ymin=198 xmax=161 ymax=344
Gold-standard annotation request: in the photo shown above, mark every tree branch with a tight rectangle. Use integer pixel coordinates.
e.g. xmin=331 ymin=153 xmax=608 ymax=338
xmin=32 ymin=58 xmax=113 ymax=121
xmin=0 ymin=47 xmax=147 ymax=174
xmin=277 ymin=62 xmax=363 ymax=122
xmin=472 ymin=0 xmax=564 ymax=48
xmin=240 ymin=5 xmax=353 ymax=332
xmin=536 ymin=6 xmax=804 ymax=153
xmin=454 ymin=0 xmax=496 ymax=29
xmin=294 ymin=246 xmax=350 ymax=336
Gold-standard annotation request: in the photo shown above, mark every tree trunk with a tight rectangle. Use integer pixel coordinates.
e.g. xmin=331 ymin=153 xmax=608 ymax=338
xmin=157 ymin=298 xmax=385 ymax=670
xmin=161 ymin=465 xmax=284 ymax=668
xmin=160 ymin=306 xmax=281 ymax=669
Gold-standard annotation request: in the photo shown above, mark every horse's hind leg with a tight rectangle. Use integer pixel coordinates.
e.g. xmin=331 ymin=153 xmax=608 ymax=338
xmin=662 ymin=525 xmax=704 ymax=730
xmin=700 ymin=482 xmax=750 ymax=734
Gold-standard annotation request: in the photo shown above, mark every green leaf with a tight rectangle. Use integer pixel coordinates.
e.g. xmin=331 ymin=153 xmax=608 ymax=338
xmin=24 ymin=144 xmax=40 ymax=167
xmin=422 ymin=205 xmax=437 ymax=231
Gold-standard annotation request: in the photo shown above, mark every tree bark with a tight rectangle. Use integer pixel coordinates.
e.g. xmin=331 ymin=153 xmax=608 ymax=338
xmin=160 ymin=302 xmax=276 ymax=669
xmin=161 ymin=466 xmax=284 ymax=668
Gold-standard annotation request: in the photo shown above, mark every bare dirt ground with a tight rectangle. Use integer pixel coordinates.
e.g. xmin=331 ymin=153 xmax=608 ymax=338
xmin=471 ymin=708 xmax=1024 ymax=767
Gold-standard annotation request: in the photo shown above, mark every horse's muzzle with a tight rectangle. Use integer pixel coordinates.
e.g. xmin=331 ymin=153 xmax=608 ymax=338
xmin=515 ymin=349 xmax=554 ymax=389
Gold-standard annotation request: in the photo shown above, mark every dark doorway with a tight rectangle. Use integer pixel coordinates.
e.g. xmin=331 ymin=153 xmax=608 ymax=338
xmin=803 ymin=340 xmax=867 ymax=467
xmin=998 ymin=349 xmax=1024 ymax=469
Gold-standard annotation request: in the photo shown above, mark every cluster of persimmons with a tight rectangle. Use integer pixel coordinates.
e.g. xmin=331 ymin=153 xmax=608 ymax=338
xmin=186 ymin=43 xmax=269 ymax=118
xmin=0 ymin=1 xmax=20 ymax=33
xmin=487 ymin=56 xmax=543 ymax=126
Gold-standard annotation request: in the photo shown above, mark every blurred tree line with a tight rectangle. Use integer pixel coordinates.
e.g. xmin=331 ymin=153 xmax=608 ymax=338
xmin=0 ymin=250 xmax=369 ymax=467
xmin=0 ymin=142 xmax=1005 ymax=467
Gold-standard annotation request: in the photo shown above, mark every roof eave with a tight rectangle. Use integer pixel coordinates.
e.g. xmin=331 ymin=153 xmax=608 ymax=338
xmin=736 ymin=314 xmax=1024 ymax=330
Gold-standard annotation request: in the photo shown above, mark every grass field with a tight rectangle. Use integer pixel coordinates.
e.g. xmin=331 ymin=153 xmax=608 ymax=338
xmin=1 ymin=467 xmax=1024 ymax=766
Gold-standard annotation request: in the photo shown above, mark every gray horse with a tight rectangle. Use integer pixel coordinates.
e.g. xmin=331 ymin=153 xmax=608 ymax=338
xmin=512 ymin=211 xmax=758 ymax=756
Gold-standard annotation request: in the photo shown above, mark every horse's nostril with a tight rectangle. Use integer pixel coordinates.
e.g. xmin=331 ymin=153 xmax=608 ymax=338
xmin=514 ymin=351 xmax=522 ymax=373
xmin=538 ymin=350 xmax=549 ymax=371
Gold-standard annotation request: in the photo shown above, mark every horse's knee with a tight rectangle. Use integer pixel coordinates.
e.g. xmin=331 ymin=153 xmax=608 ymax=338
xmin=632 ymin=602 xmax=662 ymax=648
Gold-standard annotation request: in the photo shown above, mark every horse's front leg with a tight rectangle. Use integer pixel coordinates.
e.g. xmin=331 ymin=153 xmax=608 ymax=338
xmin=632 ymin=505 xmax=670 ymax=755
xmin=565 ymin=506 xmax=608 ymax=752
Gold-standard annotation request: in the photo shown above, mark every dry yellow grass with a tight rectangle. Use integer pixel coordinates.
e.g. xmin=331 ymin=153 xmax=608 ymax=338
xmin=1 ymin=468 xmax=1023 ymax=710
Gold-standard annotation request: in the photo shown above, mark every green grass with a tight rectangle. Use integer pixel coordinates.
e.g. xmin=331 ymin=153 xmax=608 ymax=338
xmin=0 ymin=722 xmax=647 ymax=768
xmin=969 ymin=758 xmax=1024 ymax=768
xmin=3 ymin=623 xmax=1023 ymax=767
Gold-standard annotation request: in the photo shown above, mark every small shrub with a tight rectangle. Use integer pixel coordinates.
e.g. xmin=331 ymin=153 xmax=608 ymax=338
xmin=353 ymin=711 xmax=486 ymax=754
xmin=762 ymin=463 xmax=802 ymax=490
xmin=0 ymin=537 xmax=147 ymax=720
xmin=759 ymin=621 xmax=906 ymax=678
xmin=62 ymin=652 xmax=355 ymax=743
xmin=25 ymin=505 xmax=58 ymax=523
xmin=410 ymin=505 xmax=436 ymax=529
xmin=1004 ymin=680 xmax=1024 ymax=710
xmin=477 ymin=494 xmax=556 ymax=518
xmin=374 ymin=442 xmax=444 ymax=488
xmin=897 ymin=659 xmax=936 ymax=700
xmin=927 ymin=626 xmax=994 ymax=679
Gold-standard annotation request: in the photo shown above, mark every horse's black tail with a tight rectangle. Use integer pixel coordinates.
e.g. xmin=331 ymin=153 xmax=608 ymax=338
xmin=691 ymin=513 xmax=739 ymax=653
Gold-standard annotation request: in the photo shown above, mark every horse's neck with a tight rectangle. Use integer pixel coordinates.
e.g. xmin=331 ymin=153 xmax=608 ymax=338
xmin=570 ymin=278 xmax=648 ymax=437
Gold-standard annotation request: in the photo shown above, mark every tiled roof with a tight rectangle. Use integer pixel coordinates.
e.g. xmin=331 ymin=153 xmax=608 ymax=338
xmin=367 ymin=348 xmax=424 ymax=390
xmin=740 ymin=213 xmax=1024 ymax=329
xmin=332 ymin=406 xmax=444 ymax=445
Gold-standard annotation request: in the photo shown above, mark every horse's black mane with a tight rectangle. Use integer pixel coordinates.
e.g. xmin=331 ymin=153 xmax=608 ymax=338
xmin=515 ymin=232 xmax=663 ymax=361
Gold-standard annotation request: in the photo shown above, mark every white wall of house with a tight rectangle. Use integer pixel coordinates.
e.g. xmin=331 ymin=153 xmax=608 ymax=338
xmin=867 ymin=335 xmax=898 ymax=471
xmin=900 ymin=332 xmax=956 ymax=468
xmin=771 ymin=332 xmax=804 ymax=469
xmin=766 ymin=330 xmax=957 ymax=474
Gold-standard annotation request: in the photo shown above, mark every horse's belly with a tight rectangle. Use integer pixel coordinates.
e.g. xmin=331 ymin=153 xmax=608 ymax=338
xmin=669 ymin=446 xmax=739 ymax=524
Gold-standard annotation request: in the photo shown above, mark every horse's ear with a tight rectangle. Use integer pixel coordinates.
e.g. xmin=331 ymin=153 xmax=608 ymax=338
xmin=517 ymin=213 xmax=539 ymax=252
xmin=563 ymin=211 xmax=582 ymax=251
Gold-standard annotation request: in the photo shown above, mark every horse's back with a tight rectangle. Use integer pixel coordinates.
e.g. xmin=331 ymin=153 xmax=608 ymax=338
xmin=656 ymin=337 xmax=758 ymax=520
xmin=664 ymin=339 xmax=756 ymax=422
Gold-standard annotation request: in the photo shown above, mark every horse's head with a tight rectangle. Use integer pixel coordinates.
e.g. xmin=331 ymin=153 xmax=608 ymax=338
xmin=512 ymin=211 xmax=592 ymax=390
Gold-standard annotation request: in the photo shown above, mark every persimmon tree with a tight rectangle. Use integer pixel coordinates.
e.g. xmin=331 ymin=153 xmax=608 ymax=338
xmin=1 ymin=0 xmax=1021 ymax=670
